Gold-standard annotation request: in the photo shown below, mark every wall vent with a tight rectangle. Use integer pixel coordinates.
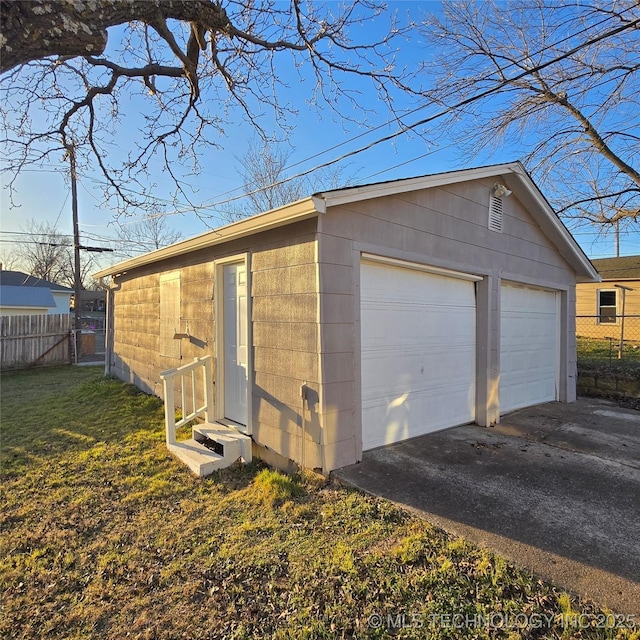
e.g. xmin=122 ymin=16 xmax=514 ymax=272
xmin=488 ymin=195 xmax=503 ymax=232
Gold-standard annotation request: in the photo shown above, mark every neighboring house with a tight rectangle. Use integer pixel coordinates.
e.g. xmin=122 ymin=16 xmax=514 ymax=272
xmin=0 ymin=284 xmax=57 ymax=316
xmin=0 ymin=271 xmax=73 ymax=315
xmin=78 ymin=289 xmax=106 ymax=331
xmin=79 ymin=290 xmax=106 ymax=313
xmin=575 ymin=255 xmax=640 ymax=340
xmin=95 ymin=162 xmax=599 ymax=472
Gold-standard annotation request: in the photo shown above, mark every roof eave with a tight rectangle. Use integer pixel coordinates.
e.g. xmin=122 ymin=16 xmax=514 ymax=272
xmin=316 ymin=161 xmax=599 ymax=283
xmin=316 ymin=161 xmax=524 ymax=208
xmin=597 ymin=276 xmax=640 ymax=282
xmin=94 ymin=196 xmax=322 ymax=279
xmin=505 ymin=168 xmax=600 ymax=283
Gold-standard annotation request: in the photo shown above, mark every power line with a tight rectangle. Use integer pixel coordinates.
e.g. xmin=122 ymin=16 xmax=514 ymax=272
xmin=0 ymin=229 xmax=162 ymax=248
xmin=3 ymin=165 xmax=187 ymax=211
xmin=3 ymin=5 xmax=637 ymax=227
xmin=147 ymin=5 xmax=638 ymax=220
xmin=2 ymin=225 xmax=638 ymax=245
xmin=246 ymin=14 xmax=639 ymax=205
xmin=374 ymin=66 xmax=640 ymax=185
xmin=52 ymin=191 xmax=69 ymax=229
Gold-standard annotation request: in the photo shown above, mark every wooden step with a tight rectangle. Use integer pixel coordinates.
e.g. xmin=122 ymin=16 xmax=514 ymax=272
xmin=167 ymin=423 xmax=252 ymax=477
xmin=193 ymin=423 xmax=252 ymax=464
xmin=167 ymin=439 xmax=229 ymax=477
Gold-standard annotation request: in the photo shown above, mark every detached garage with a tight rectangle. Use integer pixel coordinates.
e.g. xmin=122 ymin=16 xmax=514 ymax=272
xmin=96 ymin=162 xmax=599 ymax=473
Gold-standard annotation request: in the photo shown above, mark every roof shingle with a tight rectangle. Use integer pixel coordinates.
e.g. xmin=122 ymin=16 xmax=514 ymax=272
xmin=590 ymin=256 xmax=640 ymax=280
xmin=0 ymin=271 xmax=74 ymax=292
xmin=0 ymin=285 xmax=57 ymax=309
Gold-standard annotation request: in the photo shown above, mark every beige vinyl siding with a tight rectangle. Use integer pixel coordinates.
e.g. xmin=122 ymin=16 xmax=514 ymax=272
xmin=251 ymin=231 xmax=322 ymax=469
xmin=576 ymin=280 xmax=640 ymax=339
xmin=159 ymin=272 xmax=181 ymax=358
xmin=111 ymin=273 xmax=161 ymax=395
xmin=317 ymin=177 xmax=577 ymax=465
xmin=321 ymin=180 xmax=575 ymax=285
xmin=109 ymin=220 xmax=322 ymax=470
xmin=179 ymin=263 xmax=215 ymax=363
xmin=316 ymin=238 xmax=357 ymax=470
xmin=0 ymin=307 xmax=49 ymax=316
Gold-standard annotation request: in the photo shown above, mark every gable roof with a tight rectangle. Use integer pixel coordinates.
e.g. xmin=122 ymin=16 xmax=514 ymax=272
xmin=0 ymin=271 xmax=74 ymax=292
xmin=0 ymin=284 xmax=57 ymax=309
xmin=590 ymin=255 xmax=640 ymax=281
xmin=94 ymin=161 xmax=599 ymax=283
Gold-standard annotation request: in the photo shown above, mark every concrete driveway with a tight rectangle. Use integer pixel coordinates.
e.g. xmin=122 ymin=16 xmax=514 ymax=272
xmin=335 ymin=397 xmax=640 ymax=614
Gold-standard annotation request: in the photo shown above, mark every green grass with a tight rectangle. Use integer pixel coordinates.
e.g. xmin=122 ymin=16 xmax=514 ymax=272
xmin=1 ymin=366 xmax=638 ymax=639
xmin=577 ymin=336 xmax=640 ymax=376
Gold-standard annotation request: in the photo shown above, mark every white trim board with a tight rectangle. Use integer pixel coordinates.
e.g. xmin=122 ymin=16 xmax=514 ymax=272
xmin=95 ymin=162 xmax=598 ymax=284
xmin=361 ymin=253 xmax=483 ymax=282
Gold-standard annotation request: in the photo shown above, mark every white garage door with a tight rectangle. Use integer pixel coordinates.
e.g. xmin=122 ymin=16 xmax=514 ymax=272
xmin=500 ymin=282 xmax=559 ymax=414
xmin=361 ymin=259 xmax=476 ymax=450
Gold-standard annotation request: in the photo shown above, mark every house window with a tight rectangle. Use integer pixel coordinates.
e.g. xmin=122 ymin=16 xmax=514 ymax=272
xmin=160 ymin=271 xmax=181 ymax=357
xmin=597 ymin=289 xmax=617 ymax=323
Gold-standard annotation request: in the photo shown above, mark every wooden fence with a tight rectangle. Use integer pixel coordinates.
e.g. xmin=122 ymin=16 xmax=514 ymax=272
xmin=0 ymin=314 xmax=71 ymax=370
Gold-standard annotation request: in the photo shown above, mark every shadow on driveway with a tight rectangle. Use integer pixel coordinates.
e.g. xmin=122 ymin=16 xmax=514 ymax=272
xmin=335 ymin=397 xmax=640 ymax=614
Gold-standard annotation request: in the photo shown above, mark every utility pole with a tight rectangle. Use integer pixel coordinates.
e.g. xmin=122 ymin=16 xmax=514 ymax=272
xmin=62 ymin=141 xmax=114 ymax=362
xmin=614 ymin=284 xmax=634 ymax=360
xmin=615 ymin=220 xmax=620 ymax=258
xmin=68 ymin=144 xmax=82 ymax=359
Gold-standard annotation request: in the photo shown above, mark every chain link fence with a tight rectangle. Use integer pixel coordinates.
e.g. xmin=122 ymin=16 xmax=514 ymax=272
xmin=576 ymin=315 xmax=640 ymax=371
xmin=80 ymin=315 xmax=106 ymax=354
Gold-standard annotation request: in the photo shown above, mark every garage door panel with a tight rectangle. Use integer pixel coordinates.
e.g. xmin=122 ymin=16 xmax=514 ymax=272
xmin=363 ymin=318 xmax=472 ymax=351
xmin=500 ymin=282 xmax=558 ymax=414
xmin=362 ymin=383 xmax=475 ymax=450
xmin=361 ymin=260 xmax=476 ymax=451
xmin=363 ymin=343 xmax=473 ymax=395
xmin=363 ymin=303 xmax=472 ymax=343
xmin=363 ymin=268 xmax=474 ymax=305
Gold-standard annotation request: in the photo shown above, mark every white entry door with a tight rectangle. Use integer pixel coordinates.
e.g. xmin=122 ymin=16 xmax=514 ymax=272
xmin=500 ymin=282 xmax=559 ymax=414
xmin=360 ymin=259 xmax=477 ymax=450
xmin=223 ymin=262 xmax=248 ymax=425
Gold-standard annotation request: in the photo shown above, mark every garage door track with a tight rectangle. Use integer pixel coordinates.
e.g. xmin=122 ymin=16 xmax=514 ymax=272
xmin=335 ymin=397 xmax=640 ymax=615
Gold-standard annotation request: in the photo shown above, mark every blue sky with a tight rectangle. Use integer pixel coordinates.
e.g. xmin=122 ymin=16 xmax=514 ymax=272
xmin=1 ymin=0 xmax=638 ymax=268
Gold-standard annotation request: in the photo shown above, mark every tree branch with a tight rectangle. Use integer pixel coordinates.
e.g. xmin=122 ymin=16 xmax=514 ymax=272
xmin=1 ymin=0 xmax=423 ymax=220
xmin=0 ymin=0 xmax=231 ymax=74
xmin=544 ymin=89 xmax=640 ymax=188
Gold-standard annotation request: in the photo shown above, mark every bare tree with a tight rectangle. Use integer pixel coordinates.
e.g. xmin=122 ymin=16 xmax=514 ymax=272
xmin=225 ymin=139 xmax=351 ymax=220
xmin=0 ymin=251 xmax=20 ymax=272
xmin=418 ymin=0 xmax=640 ymax=232
xmin=1 ymin=0 xmax=419 ymax=221
xmin=11 ymin=220 xmax=95 ymax=288
xmin=12 ymin=220 xmax=73 ymax=284
xmin=115 ymin=215 xmax=183 ymax=255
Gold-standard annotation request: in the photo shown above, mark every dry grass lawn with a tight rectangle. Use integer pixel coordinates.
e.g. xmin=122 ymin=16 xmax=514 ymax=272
xmin=1 ymin=366 xmax=637 ymax=639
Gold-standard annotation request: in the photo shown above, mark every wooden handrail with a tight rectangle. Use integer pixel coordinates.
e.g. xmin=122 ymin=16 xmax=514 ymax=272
xmin=160 ymin=356 xmax=214 ymax=446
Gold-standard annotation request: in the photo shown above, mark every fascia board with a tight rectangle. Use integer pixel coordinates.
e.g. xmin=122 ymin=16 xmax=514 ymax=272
xmin=506 ymin=167 xmax=600 ymax=283
xmin=318 ymin=162 xmax=522 ymax=208
xmin=320 ymin=162 xmax=599 ymax=283
xmin=0 ymin=306 xmax=50 ymax=311
xmin=94 ymin=197 xmax=320 ymax=278
xmin=598 ymin=277 xmax=640 ymax=283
